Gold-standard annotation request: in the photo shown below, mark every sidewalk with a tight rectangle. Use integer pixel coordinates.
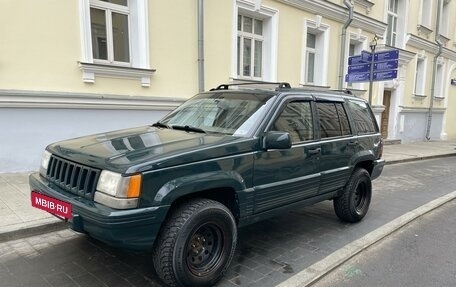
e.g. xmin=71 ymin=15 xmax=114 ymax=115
xmin=1 ymin=140 xmax=456 ymax=242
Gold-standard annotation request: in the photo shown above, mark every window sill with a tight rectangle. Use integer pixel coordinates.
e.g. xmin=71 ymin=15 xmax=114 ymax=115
xmin=416 ymin=24 xmax=433 ymax=36
xmin=413 ymin=94 xmax=427 ymax=98
xmin=434 ymin=96 xmax=445 ymax=101
xmin=78 ymin=62 xmax=156 ymax=87
xmin=439 ymin=34 xmax=450 ymax=46
xmin=353 ymin=0 xmax=375 ymax=14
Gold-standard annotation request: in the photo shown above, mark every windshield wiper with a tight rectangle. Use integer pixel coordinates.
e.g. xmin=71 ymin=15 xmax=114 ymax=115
xmin=171 ymin=125 xmax=206 ymax=134
xmin=152 ymin=121 xmax=171 ymax=129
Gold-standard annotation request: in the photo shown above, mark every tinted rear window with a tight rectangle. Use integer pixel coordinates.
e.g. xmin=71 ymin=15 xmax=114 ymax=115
xmin=347 ymin=100 xmax=378 ymax=134
xmin=316 ymin=102 xmax=351 ymax=138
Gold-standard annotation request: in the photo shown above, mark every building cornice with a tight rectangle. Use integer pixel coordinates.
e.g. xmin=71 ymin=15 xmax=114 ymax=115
xmin=399 ymin=106 xmax=446 ymax=113
xmin=276 ymin=0 xmax=387 ymax=35
xmin=442 ymin=47 xmax=456 ymax=62
xmin=406 ymin=34 xmax=438 ymax=53
xmin=0 ymin=90 xmax=185 ymax=110
xmin=406 ymin=34 xmax=456 ymax=61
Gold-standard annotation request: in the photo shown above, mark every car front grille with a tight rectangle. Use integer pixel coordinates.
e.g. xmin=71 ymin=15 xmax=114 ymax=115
xmin=46 ymin=155 xmax=100 ymax=200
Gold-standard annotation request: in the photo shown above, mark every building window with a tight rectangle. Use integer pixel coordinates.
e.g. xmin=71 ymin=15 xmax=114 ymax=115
xmin=441 ymin=0 xmax=450 ymax=37
xmin=90 ymin=0 xmax=130 ymax=64
xmin=347 ymin=39 xmax=364 ymax=89
xmin=435 ymin=62 xmax=444 ymax=98
xmin=386 ymin=0 xmax=399 ymax=46
xmin=414 ymin=57 xmax=426 ymax=96
xmin=79 ymin=0 xmax=153 ymax=86
xmin=302 ymin=19 xmax=329 ymax=86
xmin=419 ymin=0 xmax=432 ymax=28
xmin=237 ymin=15 xmax=263 ymax=79
xmin=234 ymin=1 xmax=278 ymax=81
xmin=305 ymin=33 xmax=316 ymax=84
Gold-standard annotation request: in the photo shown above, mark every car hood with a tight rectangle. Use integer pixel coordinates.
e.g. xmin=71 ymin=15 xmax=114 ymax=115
xmin=47 ymin=126 xmax=256 ymax=174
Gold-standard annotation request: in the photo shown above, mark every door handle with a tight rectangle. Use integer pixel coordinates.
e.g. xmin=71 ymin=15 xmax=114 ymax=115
xmin=348 ymin=141 xmax=359 ymax=146
xmin=308 ymin=148 xmax=321 ymax=155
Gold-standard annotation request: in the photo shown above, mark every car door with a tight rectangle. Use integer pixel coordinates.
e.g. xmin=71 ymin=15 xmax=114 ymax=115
xmin=253 ymin=97 xmax=321 ymax=213
xmin=314 ymin=98 xmax=356 ymax=194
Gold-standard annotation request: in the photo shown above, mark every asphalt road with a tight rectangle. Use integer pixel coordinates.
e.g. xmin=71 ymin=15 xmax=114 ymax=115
xmin=312 ymin=198 xmax=456 ymax=287
xmin=1 ymin=157 xmax=456 ymax=287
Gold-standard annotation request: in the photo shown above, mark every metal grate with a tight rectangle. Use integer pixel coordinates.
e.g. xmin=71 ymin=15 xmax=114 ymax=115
xmin=46 ymin=155 xmax=100 ymax=200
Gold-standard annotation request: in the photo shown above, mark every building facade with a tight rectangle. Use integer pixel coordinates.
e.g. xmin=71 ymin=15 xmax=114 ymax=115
xmin=1 ymin=0 xmax=455 ymax=172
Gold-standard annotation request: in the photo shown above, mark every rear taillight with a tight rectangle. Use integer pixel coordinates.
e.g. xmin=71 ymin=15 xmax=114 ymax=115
xmin=378 ymin=138 xmax=384 ymax=159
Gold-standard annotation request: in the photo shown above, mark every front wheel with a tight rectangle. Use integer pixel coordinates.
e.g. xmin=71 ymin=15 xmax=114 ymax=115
xmin=153 ymin=199 xmax=237 ymax=287
xmin=334 ymin=168 xmax=372 ymax=223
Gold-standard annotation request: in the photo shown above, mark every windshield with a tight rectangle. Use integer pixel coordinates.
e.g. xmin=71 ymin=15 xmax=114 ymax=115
xmin=159 ymin=92 xmax=276 ymax=137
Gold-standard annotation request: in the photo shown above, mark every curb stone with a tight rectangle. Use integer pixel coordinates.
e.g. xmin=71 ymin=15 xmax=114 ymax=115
xmin=0 ymin=217 xmax=67 ymax=243
xmin=275 ymin=190 xmax=456 ymax=287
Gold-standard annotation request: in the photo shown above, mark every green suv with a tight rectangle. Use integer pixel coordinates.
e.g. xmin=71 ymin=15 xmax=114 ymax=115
xmin=30 ymin=83 xmax=384 ymax=287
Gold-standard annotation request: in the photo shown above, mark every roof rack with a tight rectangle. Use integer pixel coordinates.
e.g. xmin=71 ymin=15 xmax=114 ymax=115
xmin=330 ymin=89 xmax=353 ymax=95
xmin=210 ymin=81 xmax=291 ymax=91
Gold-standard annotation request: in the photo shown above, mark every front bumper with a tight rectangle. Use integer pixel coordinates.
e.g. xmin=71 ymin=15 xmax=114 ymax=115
xmin=371 ymin=158 xmax=385 ymax=180
xmin=29 ymin=172 xmax=169 ymax=249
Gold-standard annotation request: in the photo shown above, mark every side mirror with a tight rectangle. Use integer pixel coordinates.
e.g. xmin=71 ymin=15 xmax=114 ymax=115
xmin=264 ymin=131 xmax=292 ymax=150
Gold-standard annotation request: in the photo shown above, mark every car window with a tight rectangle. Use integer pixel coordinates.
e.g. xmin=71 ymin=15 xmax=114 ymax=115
xmin=317 ymin=102 xmax=351 ymax=138
xmin=160 ymin=92 xmax=276 ymax=137
xmin=271 ymin=101 xmax=313 ymax=143
xmin=347 ymin=100 xmax=378 ymax=134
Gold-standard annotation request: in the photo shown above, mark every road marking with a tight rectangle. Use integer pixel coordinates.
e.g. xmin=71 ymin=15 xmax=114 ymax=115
xmin=275 ymin=190 xmax=456 ymax=287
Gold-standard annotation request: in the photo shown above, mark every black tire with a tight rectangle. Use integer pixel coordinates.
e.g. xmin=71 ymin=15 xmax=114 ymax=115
xmin=153 ymin=199 xmax=237 ymax=287
xmin=334 ymin=168 xmax=372 ymax=223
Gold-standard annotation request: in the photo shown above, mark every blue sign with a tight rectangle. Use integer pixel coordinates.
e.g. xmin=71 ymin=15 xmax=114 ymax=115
xmin=345 ymin=72 xmax=370 ymax=83
xmin=348 ymin=51 xmax=373 ymax=65
xmin=374 ymin=49 xmax=399 ymax=62
xmin=346 ymin=49 xmax=399 ymax=82
xmin=374 ymin=60 xmax=398 ymax=71
xmin=373 ymin=70 xmax=398 ymax=81
xmin=348 ymin=55 xmax=365 ymax=65
xmin=348 ymin=63 xmax=371 ymax=73
xmin=361 ymin=50 xmax=372 ymax=62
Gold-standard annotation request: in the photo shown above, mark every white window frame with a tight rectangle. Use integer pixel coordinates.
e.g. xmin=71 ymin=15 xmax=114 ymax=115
xmin=232 ymin=0 xmax=278 ymax=82
xmin=419 ymin=0 xmax=433 ymax=29
xmin=79 ymin=0 xmax=153 ymax=86
xmin=237 ymin=15 xmax=264 ymax=80
xmin=440 ymin=0 xmax=450 ymax=37
xmin=386 ymin=0 xmax=398 ymax=46
xmin=301 ymin=18 xmax=329 ymax=87
xmin=346 ymin=33 xmax=367 ymax=90
xmin=89 ymin=0 xmax=131 ymax=66
xmin=413 ymin=55 xmax=427 ymax=97
xmin=435 ymin=60 xmax=445 ymax=98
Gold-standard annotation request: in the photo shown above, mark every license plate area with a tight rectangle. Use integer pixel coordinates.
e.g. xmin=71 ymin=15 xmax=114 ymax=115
xmin=31 ymin=191 xmax=72 ymax=220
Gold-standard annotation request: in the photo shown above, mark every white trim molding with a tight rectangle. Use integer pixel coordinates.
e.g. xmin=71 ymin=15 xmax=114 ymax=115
xmin=301 ymin=17 xmax=330 ymax=86
xmin=78 ymin=62 xmax=155 ymax=87
xmin=79 ymin=0 xmax=152 ymax=85
xmin=276 ymin=0 xmax=387 ymax=35
xmin=233 ymin=0 xmax=279 ymax=82
xmin=353 ymin=0 xmax=375 ymax=14
xmin=0 ymin=90 xmax=185 ymax=110
xmin=406 ymin=33 xmax=438 ymax=53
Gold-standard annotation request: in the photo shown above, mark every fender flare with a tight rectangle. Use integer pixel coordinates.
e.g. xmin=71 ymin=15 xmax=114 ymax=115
xmin=152 ymin=171 xmax=247 ymax=206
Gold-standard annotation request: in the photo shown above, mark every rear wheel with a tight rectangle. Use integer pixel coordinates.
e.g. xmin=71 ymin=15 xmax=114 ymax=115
xmin=334 ymin=168 xmax=372 ymax=223
xmin=153 ymin=199 xmax=237 ymax=287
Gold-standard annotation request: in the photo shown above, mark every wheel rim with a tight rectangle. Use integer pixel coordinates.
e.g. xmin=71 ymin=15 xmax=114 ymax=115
xmin=354 ymin=180 xmax=368 ymax=214
xmin=185 ymin=222 xmax=225 ymax=277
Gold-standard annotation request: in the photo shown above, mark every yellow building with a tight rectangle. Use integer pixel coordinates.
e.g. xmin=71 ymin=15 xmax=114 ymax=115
xmin=1 ymin=0 xmax=455 ymax=172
